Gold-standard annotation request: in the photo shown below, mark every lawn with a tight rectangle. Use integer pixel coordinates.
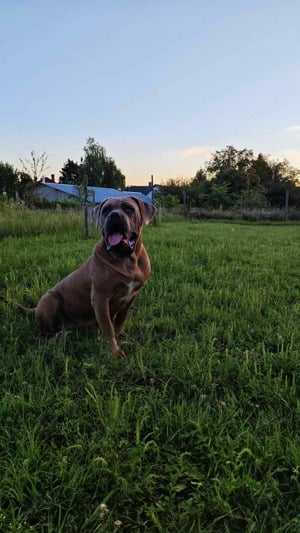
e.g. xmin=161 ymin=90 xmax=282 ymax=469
xmin=0 ymin=207 xmax=300 ymax=532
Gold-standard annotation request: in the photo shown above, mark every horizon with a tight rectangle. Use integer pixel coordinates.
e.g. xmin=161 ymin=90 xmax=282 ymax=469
xmin=1 ymin=1 xmax=300 ymax=186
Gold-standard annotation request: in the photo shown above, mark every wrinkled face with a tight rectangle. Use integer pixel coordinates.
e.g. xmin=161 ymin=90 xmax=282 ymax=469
xmin=99 ymin=198 xmax=142 ymax=255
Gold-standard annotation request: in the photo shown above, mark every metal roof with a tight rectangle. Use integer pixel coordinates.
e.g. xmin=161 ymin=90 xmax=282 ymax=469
xmin=39 ymin=183 xmax=152 ymax=204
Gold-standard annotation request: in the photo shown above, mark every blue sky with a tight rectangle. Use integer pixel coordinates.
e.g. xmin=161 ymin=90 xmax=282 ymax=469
xmin=1 ymin=0 xmax=300 ymax=185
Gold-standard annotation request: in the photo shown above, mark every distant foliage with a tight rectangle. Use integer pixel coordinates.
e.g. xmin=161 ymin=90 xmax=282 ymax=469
xmin=159 ymin=178 xmax=190 ymax=204
xmin=0 ymin=161 xmax=34 ymax=201
xmin=0 ymin=161 xmax=18 ymax=199
xmin=1 ymin=143 xmax=299 ymax=210
xmin=83 ymin=137 xmax=125 ymax=189
xmin=235 ymin=186 xmax=268 ymax=209
xmin=159 ymin=145 xmax=300 ymax=209
xmin=19 ymin=150 xmax=49 ymax=182
xmin=32 ymin=198 xmax=80 ymax=210
xmin=60 ymin=159 xmax=83 ymax=185
xmin=60 ymin=138 xmax=126 ymax=189
xmin=155 ymin=192 xmax=180 ymax=208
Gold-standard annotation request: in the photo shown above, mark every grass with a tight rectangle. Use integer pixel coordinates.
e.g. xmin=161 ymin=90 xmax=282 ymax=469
xmin=0 ymin=206 xmax=300 ymax=532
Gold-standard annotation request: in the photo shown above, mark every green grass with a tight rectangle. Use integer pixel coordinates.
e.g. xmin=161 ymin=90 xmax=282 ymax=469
xmin=0 ymin=207 xmax=300 ymax=532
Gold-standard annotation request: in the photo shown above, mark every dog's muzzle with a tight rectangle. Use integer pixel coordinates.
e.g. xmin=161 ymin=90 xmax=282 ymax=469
xmin=103 ymin=211 xmax=137 ymax=255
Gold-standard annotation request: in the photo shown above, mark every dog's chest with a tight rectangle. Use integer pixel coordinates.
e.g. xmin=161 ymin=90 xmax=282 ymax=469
xmin=120 ymin=281 xmax=141 ymax=303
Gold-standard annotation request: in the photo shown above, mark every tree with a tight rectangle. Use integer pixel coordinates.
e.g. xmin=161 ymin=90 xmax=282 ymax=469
xmin=19 ymin=150 xmax=49 ymax=182
xmin=160 ymin=177 xmax=190 ymax=204
xmin=103 ymin=156 xmax=126 ymax=190
xmin=207 ymin=182 xmax=231 ymax=209
xmin=0 ymin=162 xmax=18 ymax=199
xmin=207 ymin=146 xmax=256 ymax=197
xmin=267 ymin=160 xmax=297 ymax=207
xmin=16 ymin=171 xmax=34 ymax=201
xmin=251 ymin=153 xmax=273 ymax=190
xmin=83 ymin=137 xmax=125 ymax=189
xmin=250 ymin=155 xmax=299 ymax=207
xmin=208 ymin=146 xmax=254 ymax=174
xmin=0 ymin=162 xmax=35 ymax=202
xmin=188 ymin=168 xmax=209 ymax=206
xmin=58 ymin=139 xmax=126 ymax=189
xmin=235 ymin=186 xmax=268 ymax=209
xmin=59 ymin=159 xmax=83 ymax=185
xmin=155 ymin=193 xmax=180 ymax=208
xmin=83 ymin=137 xmax=106 ymax=186
xmin=204 ymin=146 xmax=300 ymax=208
xmin=194 ymin=168 xmax=207 ymax=183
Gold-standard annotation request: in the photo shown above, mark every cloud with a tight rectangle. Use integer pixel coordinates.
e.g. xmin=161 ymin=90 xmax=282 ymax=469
xmin=178 ymin=145 xmax=215 ymax=159
xmin=161 ymin=145 xmax=215 ymax=162
xmin=286 ymin=125 xmax=300 ymax=133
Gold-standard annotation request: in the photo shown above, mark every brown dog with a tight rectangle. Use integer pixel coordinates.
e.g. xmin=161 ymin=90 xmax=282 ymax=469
xmin=35 ymin=196 xmax=156 ymax=357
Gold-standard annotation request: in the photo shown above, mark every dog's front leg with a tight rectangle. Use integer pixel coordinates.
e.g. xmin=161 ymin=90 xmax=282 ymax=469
xmin=113 ymin=300 xmax=134 ymax=337
xmin=91 ymin=292 xmax=126 ymax=358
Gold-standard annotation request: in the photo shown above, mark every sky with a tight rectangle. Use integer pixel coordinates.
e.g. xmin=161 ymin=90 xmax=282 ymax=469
xmin=1 ymin=0 xmax=300 ymax=186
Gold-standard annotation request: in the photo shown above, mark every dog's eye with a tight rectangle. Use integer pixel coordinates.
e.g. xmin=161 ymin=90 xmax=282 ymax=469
xmin=123 ymin=204 xmax=134 ymax=214
xmin=101 ymin=205 xmax=111 ymax=216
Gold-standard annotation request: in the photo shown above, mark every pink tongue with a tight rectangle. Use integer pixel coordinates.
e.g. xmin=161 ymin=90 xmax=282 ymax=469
xmin=108 ymin=233 xmax=123 ymax=246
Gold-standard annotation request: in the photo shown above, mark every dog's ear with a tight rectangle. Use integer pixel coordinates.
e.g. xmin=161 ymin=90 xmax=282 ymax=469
xmin=131 ymin=197 xmax=157 ymax=225
xmin=93 ymin=199 xmax=108 ymax=227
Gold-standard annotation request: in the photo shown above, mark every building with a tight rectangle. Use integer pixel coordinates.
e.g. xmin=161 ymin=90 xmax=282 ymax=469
xmin=34 ymin=182 xmax=152 ymax=204
xmin=127 ymin=185 xmax=160 ymax=203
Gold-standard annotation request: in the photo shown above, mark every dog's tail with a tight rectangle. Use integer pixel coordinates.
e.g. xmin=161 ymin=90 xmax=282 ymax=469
xmin=0 ymin=294 xmax=36 ymax=315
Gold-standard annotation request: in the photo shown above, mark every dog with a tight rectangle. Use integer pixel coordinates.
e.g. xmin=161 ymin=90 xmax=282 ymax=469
xmin=30 ymin=196 xmax=156 ymax=358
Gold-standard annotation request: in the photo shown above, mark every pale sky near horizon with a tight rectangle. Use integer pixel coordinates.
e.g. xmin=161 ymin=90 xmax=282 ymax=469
xmin=1 ymin=0 xmax=300 ymax=186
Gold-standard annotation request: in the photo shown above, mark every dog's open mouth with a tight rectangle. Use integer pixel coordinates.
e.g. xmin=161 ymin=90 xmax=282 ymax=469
xmin=106 ymin=232 xmax=137 ymax=253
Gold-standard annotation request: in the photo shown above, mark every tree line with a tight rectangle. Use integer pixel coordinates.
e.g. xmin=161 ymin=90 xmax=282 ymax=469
xmin=160 ymin=146 xmax=300 ymax=209
xmin=0 ymin=138 xmax=125 ymax=203
xmin=1 ymin=141 xmax=299 ymax=209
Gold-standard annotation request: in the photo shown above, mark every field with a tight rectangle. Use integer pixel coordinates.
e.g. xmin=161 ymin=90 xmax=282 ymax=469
xmin=0 ymin=205 xmax=300 ymax=532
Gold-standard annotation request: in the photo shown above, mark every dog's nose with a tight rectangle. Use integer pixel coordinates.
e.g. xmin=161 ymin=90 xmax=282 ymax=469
xmin=109 ymin=211 xmax=120 ymax=220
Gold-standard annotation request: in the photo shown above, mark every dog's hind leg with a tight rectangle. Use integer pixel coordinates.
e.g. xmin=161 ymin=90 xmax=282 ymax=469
xmin=35 ymin=291 xmax=63 ymax=334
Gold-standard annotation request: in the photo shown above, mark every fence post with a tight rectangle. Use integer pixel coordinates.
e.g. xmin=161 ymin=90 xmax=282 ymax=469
xmin=83 ymin=173 xmax=89 ymax=238
xmin=285 ymin=190 xmax=289 ymax=221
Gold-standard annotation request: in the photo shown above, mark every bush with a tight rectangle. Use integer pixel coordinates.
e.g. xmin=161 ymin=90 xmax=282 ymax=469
xmin=31 ymin=198 xmax=80 ymax=210
xmin=188 ymin=207 xmax=300 ymax=222
xmin=235 ymin=187 xmax=268 ymax=209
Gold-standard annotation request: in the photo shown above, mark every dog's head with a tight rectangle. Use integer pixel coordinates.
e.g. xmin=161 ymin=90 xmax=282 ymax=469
xmin=93 ymin=196 xmax=156 ymax=255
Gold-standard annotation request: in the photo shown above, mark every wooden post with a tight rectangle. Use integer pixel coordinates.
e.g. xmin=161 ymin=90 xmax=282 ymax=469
xmin=285 ymin=190 xmax=289 ymax=221
xmin=150 ymin=174 xmax=157 ymax=225
xmin=150 ymin=174 xmax=154 ymax=203
xmin=158 ymin=204 xmax=162 ymax=224
xmin=83 ymin=172 xmax=89 ymax=238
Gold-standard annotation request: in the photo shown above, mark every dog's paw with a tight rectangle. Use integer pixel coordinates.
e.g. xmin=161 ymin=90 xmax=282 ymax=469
xmin=109 ymin=338 xmax=127 ymax=359
xmin=116 ymin=347 xmax=126 ymax=359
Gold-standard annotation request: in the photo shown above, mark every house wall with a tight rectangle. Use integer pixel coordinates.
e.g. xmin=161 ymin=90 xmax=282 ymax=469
xmin=34 ymin=185 xmax=72 ymax=202
xmin=33 ymin=184 xmax=153 ymax=205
